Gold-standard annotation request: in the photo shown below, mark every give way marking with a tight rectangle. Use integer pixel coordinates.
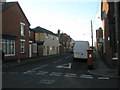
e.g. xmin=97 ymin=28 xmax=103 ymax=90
xmin=56 ymin=63 xmax=71 ymax=69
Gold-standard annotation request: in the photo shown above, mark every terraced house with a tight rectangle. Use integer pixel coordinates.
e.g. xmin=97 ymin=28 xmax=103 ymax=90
xmin=32 ymin=26 xmax=59 ymax=56
xmin=1 ymin=2 xmax=37 ymax=61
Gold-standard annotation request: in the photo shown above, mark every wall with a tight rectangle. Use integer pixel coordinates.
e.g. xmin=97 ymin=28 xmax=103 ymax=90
xmin=2 ymin=3 xmax=30 ymax=60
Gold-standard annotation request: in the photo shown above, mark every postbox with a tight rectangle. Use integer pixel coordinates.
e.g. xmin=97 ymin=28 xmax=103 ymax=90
xmin=87 ymin=49 xmax=93 ymax=69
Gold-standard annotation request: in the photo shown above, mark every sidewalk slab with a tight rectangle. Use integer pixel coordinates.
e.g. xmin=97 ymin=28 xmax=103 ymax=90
xmin=88 ymin=51 xmax=120 ymax=79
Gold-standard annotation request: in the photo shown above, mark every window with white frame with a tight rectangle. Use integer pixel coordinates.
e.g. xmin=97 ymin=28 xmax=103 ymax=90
xmin=20 ymin=22 xmax=25 ymax=36
xmin=33 ymin=43 xmax=37 ymax=53
xmin=2 ymin=39 xmax=15 ymax=56
xmin=52 ymin=46 xmax=55 ymax=51
xmin=21 ymin=40 xmax=25 ymax=53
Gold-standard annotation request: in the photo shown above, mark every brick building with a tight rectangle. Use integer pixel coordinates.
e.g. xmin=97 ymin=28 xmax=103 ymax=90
xmin=101 ymin=0 xmax=119 ymax=68
xmin=1 ymin=2 xmax=37 ymax=61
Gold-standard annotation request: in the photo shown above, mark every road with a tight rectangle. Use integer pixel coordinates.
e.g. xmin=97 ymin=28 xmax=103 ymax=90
xmin=2 ymin=54 xmax=119 ymax=88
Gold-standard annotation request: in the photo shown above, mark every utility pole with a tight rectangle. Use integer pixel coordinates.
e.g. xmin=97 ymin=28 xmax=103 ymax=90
xmin=91 ymin=20 xmax=93 ymax=49
xmin=114 ymin=2 xmax=120 ymax=76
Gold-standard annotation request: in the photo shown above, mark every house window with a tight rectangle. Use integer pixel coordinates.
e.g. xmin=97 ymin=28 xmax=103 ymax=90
xmin=20 ymin=22 xmax=25 ymax=36
xmin=29 ymin=31 xmax=31 ymax=36
xmin=21 ymin=40 xmax=25 ymax=53
xmin=33 ymin=43 xmax=37 ymax=53
xmin=2 ymin=39 xmax=15 ymax=56
xmin=52 ymin=46 xmax=55 ymax=51
xmin=46 ymin=33 xmax=49 ymax=38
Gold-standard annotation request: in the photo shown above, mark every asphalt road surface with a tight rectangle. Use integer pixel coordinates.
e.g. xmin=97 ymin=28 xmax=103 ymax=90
xmin=2 ymin=54 xmax=119 ymax=88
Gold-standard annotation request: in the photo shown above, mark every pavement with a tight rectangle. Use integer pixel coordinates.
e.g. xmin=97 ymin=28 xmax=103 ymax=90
xmin=88 ymin=51 xmax=120 ymax=79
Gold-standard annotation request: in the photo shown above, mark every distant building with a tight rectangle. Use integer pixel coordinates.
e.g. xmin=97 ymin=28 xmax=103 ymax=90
xmin=32 ymin=26 xmax=59 ymax=56
xmin=96 ymin=27 xmax=103 ymax=53
xmin=1 ymin=2 xmax=37 ymax=61
xmin=69 ymin=38 xmax=75 ymax=53
xmin=59 ymin=33 xmax=71 ymax=53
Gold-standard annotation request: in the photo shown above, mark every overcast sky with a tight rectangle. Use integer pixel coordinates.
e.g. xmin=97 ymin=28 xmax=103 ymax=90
xmin=7 ymin=0 xmax=102 ymax=45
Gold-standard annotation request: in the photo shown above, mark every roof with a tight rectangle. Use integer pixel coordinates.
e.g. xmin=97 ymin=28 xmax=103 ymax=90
xmin=1 ymin=2 xmax=17 ymax=11
xmin=32 ymin=26 xmax=58 ymax=36
xmin=1 ymin=2 xmax=30 ymax=26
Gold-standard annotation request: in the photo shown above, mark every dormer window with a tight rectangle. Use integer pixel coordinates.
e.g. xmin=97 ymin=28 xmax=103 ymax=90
xmin=20 ymin=22 xmax=25 ymax=36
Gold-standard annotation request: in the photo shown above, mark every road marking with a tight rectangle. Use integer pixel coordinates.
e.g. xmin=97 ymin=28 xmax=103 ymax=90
xmin=23 ymin=70 xmax=36 ymax=74
xmin=32 ymin=64 xmax=48 ymax=71
xmin=23 ymin=64 xmax=48 ymax=74
xmin=53 ymin=59 xmax=62 ymax=63
xmin=65 ymin=56 xmax=70 ymax=59
xmin=36 ymin=71 xmax=48 ymax=75
xmin=56 ymin=63 xmax=71 ymax=69
xmin=39 ymin=79 xmax=55 ymax=84
xmin=80 ymin=74 xmax=93 ymax=79
xmin=98 ymin=77 xmax=110 ymax=80
xmin=49 ymin=72 xmax=62 ymax=76
xmin=64 ymin=73 xmax=76 ymax=77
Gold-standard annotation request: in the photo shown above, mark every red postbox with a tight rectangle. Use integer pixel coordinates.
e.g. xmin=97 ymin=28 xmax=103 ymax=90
xmin=87 ymin=49 xmax=93 ymax=69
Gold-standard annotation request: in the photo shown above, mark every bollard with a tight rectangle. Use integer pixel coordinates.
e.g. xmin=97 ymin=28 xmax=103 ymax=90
xmin=87 ymin=49 xmax=94 ymax=70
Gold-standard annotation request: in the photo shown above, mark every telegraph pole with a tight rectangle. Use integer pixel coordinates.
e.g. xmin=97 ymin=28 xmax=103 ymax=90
xmin=91 ymin=20 xmax=93 ymax=49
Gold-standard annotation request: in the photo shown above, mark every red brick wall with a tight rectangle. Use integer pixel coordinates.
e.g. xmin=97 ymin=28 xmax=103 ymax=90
xmin=2 ymin=3 xmax=30 ymax=60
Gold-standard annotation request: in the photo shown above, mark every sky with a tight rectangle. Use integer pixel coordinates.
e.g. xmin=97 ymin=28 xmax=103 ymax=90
xmin=7 ymin=0 xmax=102 ymax=46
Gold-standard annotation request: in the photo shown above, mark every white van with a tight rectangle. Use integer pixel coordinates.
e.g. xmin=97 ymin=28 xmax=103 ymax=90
xmin=73 ymin=41 xmax=90 ymax=60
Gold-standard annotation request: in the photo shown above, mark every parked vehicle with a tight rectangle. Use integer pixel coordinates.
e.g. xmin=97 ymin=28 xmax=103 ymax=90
xmin=73 ymin=41 xmax=90 ymax=60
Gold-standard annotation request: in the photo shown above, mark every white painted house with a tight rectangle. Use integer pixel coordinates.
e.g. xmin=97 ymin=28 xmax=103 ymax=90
xmin=32 ymin=26 xmax=59 ymax=56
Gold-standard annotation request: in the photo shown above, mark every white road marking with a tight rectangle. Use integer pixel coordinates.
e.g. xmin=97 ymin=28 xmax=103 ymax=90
xmin=64 ymin=73 xmax=76 ymax=77
xmin=65 ymin=56 xmax=70 ymax=59
xmin=98 ymin=77 xmax=110 ymax=80
xmin=36 ymin=71 xmax=48 ymax=75
xmin=80 ymin=74 xmax=93 ymax=79
xmin=32 ymin=64 xmax=48 ymax=71
xmin=23 ymin=64 xmax=48 ymax=74
xmin=53 ymin=59 xmax=62 ymax=63
xmin=56 ymin=63 xmax=71 ymax=69
xmin=49 ymin=72 xmax=62 ymax=76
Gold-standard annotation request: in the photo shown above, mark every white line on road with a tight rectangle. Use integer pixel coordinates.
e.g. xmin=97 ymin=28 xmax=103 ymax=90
xmin=53 ymin=59 xmax=63 ymax=63
xmin=36 ymin=71 xmax=48 ymax=75
xmin=98 ymin=77 xmax=110 ymax=80
xmin=65 ymin=56 xmax=70 ymax=59
xmin=23 ymin=64 xmax=48 ymax=74
xmin=32 ymin=64 xmax=48 ymax=71
xmin=49 ymin=72 xmax=62 ymax=76
xmin=56 ymin=63 xmax=71 ymax=69
xmin=80 ymin=74 xmax=94 ymax=79
xmin=64 ymin=73 xmax=77 ymax=77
